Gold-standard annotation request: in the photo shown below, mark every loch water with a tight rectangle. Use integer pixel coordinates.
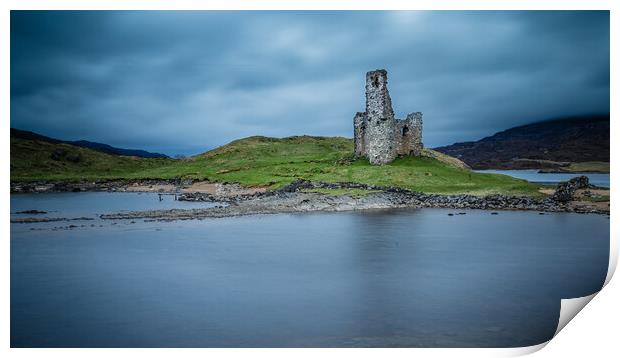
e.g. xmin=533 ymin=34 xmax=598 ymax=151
xmin=474 ymin=169 xmax=610 ymax=188
xmin=10 ymin=193 xmax=609 ymax=347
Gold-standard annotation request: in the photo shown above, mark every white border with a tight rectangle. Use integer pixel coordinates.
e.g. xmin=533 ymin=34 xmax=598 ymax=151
xmin=3 ymin=1 xmax=617 ymax=357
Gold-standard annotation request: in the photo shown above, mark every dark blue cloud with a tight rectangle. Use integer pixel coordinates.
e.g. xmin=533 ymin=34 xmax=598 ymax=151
xmin=11 ymin=11 xmax=610 ymax=156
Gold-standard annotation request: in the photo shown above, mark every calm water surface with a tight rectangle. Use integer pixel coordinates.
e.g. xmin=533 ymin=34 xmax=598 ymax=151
xmin=475 ymin=169 xmax=610 ymax=188
xmin=11 ymin=191 xmax=221 ymax=218
xmin=10 ymin=193 xmax=609 ymax=347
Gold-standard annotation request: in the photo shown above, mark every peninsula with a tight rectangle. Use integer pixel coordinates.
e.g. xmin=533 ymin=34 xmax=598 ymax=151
xmin=10 ymin=70 xmax=610 ymax=218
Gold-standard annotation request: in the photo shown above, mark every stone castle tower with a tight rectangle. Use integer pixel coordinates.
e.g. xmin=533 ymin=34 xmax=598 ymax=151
xmin=353 ymin=69 xmax=423 ymax=165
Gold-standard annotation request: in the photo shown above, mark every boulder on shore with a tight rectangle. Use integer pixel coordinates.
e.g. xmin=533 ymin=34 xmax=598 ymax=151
xmin=552 ymin=176 xmax=589 ymax=203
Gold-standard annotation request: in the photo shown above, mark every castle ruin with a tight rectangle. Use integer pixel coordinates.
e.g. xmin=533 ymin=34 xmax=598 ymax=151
xmin=353 ymin=69 xmax=423 ymax=165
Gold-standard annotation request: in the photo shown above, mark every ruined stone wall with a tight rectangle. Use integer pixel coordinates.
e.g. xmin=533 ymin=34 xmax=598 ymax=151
xmin=353 ymin=69 xmax=423 ymax=165
xmin=364 ymin=70 xmax=398 ymax=165
xmin=395 ymin=112 xmax=423 ymax=156
xmin=353 ymin=112 xmax=367 ymax=158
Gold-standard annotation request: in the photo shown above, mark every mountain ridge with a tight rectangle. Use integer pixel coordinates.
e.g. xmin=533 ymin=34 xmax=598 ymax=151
xmin=433 ymin=114 xmax=609 ymax=170
xmin=10 ymin=128 xmax=169 ymax=158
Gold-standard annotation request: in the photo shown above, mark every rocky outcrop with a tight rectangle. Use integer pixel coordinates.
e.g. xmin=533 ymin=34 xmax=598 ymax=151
xmin=15 ymin=210 xmax=48 ymax=214
xmin=552 ymin=176 xmax=590 ymax=203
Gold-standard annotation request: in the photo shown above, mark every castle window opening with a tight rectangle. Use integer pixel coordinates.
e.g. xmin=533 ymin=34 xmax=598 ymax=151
xmin=402 ymin=126 xmax=409 ymax=136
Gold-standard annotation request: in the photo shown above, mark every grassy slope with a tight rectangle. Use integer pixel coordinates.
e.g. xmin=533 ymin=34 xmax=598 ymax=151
xmin=562 ymin=161 xmax=609 ymax=173
xmin=11 ymin=135 xmax=542 ymax=196
xmin=10 ymin=138 xmax=172 ymax=181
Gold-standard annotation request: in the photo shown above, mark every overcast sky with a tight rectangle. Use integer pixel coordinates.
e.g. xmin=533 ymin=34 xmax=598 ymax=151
xmin=11 ymin=11 xmax=609 ymax=156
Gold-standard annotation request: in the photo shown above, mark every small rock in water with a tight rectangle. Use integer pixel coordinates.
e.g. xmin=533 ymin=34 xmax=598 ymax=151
xmin=448 ymin=213 xmax=454 ymax=216
xmin=458 ymin=212 xmax=466 ymax=215
xmin=15 ymin=210 xmax=48 ymax=214
xmin=491 ymin=212 xmax=499 ymax=215
xmin=539 ymin=212 xmax=545 ymax=215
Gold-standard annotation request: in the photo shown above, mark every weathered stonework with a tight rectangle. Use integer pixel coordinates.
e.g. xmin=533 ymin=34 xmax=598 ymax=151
xmin=354 ymin=69 xmax=423 ymax=165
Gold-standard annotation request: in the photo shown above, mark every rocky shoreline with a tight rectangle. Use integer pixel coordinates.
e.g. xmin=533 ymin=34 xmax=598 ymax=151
xmin=10 ymin=179 xmax=193 ymax=194
xmin=100 ymin=177 xmax=608 ymax=222
xmin=10 ymin=178 xmax=268 ymax=198
xmin=11 ymin=177 xmax=609 ymax=224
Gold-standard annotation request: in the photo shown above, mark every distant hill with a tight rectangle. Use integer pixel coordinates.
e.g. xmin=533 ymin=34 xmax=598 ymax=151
xmin=10 ymin=128 xmax=169 ymax=158
xmin=10 ymin=136 xmax=172 ymax=182
xmin=433 ymin=115 xmax=609 ymax=170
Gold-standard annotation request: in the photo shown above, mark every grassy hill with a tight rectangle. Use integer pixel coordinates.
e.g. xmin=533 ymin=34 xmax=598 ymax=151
xmin=11 ymin=135 xmax=542 ymax=196
xmin=10 ymin=137 xmax=172 ymax=181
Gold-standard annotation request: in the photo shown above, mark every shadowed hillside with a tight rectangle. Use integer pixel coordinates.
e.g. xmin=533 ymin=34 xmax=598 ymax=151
xmin=434 ymin=115 xmax=609 ymax=170
xmin=10 ymin=137 xmax=172 ymax=181
xmin=10 ymin=128 xmax=169 ymax=158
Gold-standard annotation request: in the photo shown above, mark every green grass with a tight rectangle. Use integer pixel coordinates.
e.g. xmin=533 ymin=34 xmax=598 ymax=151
xmin=10 ymin=138 xmax=173 ymax=182
xmin=563 ymin=161 xmax=609 ymax=173
xmin=11 ymin=135 xmax=543 ymax=196
xmin=582 ymin=195 xmax=610 ymax=203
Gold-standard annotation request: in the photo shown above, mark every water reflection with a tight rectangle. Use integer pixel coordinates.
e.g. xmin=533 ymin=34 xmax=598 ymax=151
xmin=475 ymin=169 xmax=610 ymax=188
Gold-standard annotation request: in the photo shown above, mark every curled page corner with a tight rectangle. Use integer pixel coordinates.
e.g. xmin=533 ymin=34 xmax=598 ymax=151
xmin=604 ymin=227 xmax=618 ymax=287
xmin=502 ymin=293 xmax=600 ymax=357
xmin=501 ymin=341 xmax=549 ymax=357
xmin=523 ymin=227 xmax=616 ymax=354
xmin=554 ymin=293 xmax=598 ymax=337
